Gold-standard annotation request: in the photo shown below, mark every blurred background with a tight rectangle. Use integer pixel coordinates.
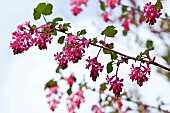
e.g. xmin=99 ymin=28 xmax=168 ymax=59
xmin=0 ymin=0 xmax=170 ymax=113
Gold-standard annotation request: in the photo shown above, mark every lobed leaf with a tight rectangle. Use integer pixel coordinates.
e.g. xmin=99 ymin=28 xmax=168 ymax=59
xmin=101 ymin=25 xmax=117 ymax=37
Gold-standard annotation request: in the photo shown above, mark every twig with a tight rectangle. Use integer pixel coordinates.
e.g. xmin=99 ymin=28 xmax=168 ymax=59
xmin=90 ymin=43 xmax=170 ymax=72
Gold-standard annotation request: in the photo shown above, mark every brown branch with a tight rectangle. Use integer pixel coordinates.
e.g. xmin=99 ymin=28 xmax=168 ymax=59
xmin=90 ymin=43 xmax=170 ymax=72
xmin=85 ymin=85 xmax=170 ymax=113
xmin=54 ymin=26 xmax=170 ymax=72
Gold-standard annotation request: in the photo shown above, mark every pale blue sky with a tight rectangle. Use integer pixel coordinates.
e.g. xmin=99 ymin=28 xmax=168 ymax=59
xmin=0 ymin=0 xmax=170 ymax=113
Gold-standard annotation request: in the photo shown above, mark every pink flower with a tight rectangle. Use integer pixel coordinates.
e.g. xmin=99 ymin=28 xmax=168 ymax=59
xmin=70 ymin=0 xmax=87 ymax=6
xmin=10 ymin=21 xmax=34 ymax=55
xmin=86 ymin=56 xmax=104 ymax=81
xmin=117 ymin=99 xmax=123 ymax=109
xmin=102 ymin=12 xmax=109 ymax=22
xmin=46 ymin=86 xmax=63 ymax=112
xmin=106 ymin=74 xmax=115 ymax=85
xmin=129 ymin=63 xmax=151 ymax=86
xmin=71 ymin=6 xmax=83 ymax=16
xmin=70 ymin=0 xmax=87 ymax=15
xmin=91 ymin=105 xmax=103 ymax=113
xmin=106 ymin=0 xmax=120 ymax=9
xmin=67 ymin=89 xmax=85 ymax=113
xmin=34 ymin=24 xmax=53 ymax=50
xmin=106 ymin=75 xmax=124 ymax=97
xmin=64 ymin=73 xmax=76 ymax=87
xmin=54 ymin=52 xmax=68 ymax=69
xmin=121 ymin=18 xmax=131 ymax=31
xmin=143 ymin=2 xmax=162 ymax=25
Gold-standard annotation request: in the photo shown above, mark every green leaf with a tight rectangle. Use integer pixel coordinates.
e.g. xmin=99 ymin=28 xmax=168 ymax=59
xmin=165 ymin=13 xmax=169 ymax=19
xmin=101 ymin=25 xmax=117 ymax=37
xmin=136 ymin=52 xmax=142 ymax=60
xmin=100 ymin=1 xmax=106 ymax=11
xmin=122 ymin=5 xmax=128 ymax=13
xmin=100 ymin=83 xmax=107 ymax=91
xmin=99 ymin=97 xmax=102 ymax=104
xmin=108 ymin=101 xmax=113 ymax=106
xmin=155 ymin=1 xmax=163 ymax=9
xmin=44 ymin=79 xmax=57 ymax=90
xmin=107 ymin=61 xmax=113 ymax=73
xmin=92 ymin=37 xmax=98 ymax=44
xmin=32 ymin=25 xmax=37 ymax=29
xmin=146 ymin=40 xmax=153 ymax=48
xmin=52 ymin=17 xmax=63 ymax=26
xmin=51 ymin=30 xmax=57 ymax=36
xmin=65 ymin=44 xmax=72 ymax=48
xmin=143 ymin=47 xmax=154 ymax=55
xmin=103 ymin=49 xmax=111 ymax=54
xmin=67 ymin=87 xmax=72 ymax=95
xmin=111 ymin=52 xmax=118 ymax=60
xmin=79 ymin=83 xmax=86 ymax=89
xmin=121 ymin=14 xmax=128 ymax=18
xmin=43 ymin=3 xmax=53 ymax=15
xmin=105 ymin=95 xmax=109 ymax=101
xmin=63 ymin=23 xmax=71 ymax=31
xmin=56 ymin=66 xmax=61 ymax=73
xmin=72 ymin=76 xmax=77 ymax=82
xmin=77 ymin=29 xmax=87 ymax=36
xmin=58 ymin=36 xmax=65 ymax=44
xmin=33 ymin=3 xmax=53 ymax=20
xmin=123 ymin=30 xmax=127 ymax=36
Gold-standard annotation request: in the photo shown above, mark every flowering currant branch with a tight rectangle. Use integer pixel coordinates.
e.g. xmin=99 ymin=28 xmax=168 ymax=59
xmin=90 ymin=43 xmax=170 ymax=72
xmin=9 ymin=0 xmax=170 ymax=112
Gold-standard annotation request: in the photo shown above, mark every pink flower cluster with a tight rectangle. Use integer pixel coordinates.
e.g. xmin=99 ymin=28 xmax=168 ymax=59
xmin=10 ymin=21 xmax=34 ymax=55
xmin=46 ymin=86 xmax=63 ymax=111
xmin=10 ymin=21 xmax=53 ymax=55
xmin=129 ymin=63 xmax=151 ymax=86
xmin=54 ymin=36 xmax=89 ymax=69
xmin=67 ymin=89 xmax=85 ymax=113
xmin=34 ymin=24 xmax=53 ymax=50
xmin=70 ymin=0 xmax=87 ymax=15
xmin=143 ymin=2 xmax=162 ymax=25
xmin=106 ymin=0 xmax=120 ymax=9
xmin=106 ymin=75 xmax=124 ymax=97
xmin=91 ymin=105 xmax=103 ymax=113
xmin=86 ymin=56 xmax=104 ymax=81
xmin=100 ymin=0 xmax=120 ymax=22
xmin=119 ymin=9 xmax=136 ymax=31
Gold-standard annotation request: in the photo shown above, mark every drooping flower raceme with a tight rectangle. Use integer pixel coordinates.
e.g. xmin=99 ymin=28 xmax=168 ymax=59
xmin=106 ymin=0 xmax=120 ymax=9
xmin=46 ymin=86 xmax=63 ymax=111
xmin=121 ymin=18 xmax=131 ymax=31
xmin=34 ymin=24 xmax=53 ymax=50
xmin=67 ymin=89 xmax=85 ymax=113
xmin=54 ymin=36 xmax=89 ymax=69
xmin=70 ymin=0 xmax=87 ymax=15
xmin=143 ymin=2 xmax=162 ymax=25
xmin=129 ymin=63 xmax=151 ymax=86
xmin=106 ymin=75 xmax=124 ymax=97
xmin=10 ymin=22 xmax=54 ymax=55
xmin=86 ymin=56 xmax=104 ymax=81
xmin=102 ymin=11 xmax=109 ymax=22
xmin=10 ymin=21 xmax=34 ymax=55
